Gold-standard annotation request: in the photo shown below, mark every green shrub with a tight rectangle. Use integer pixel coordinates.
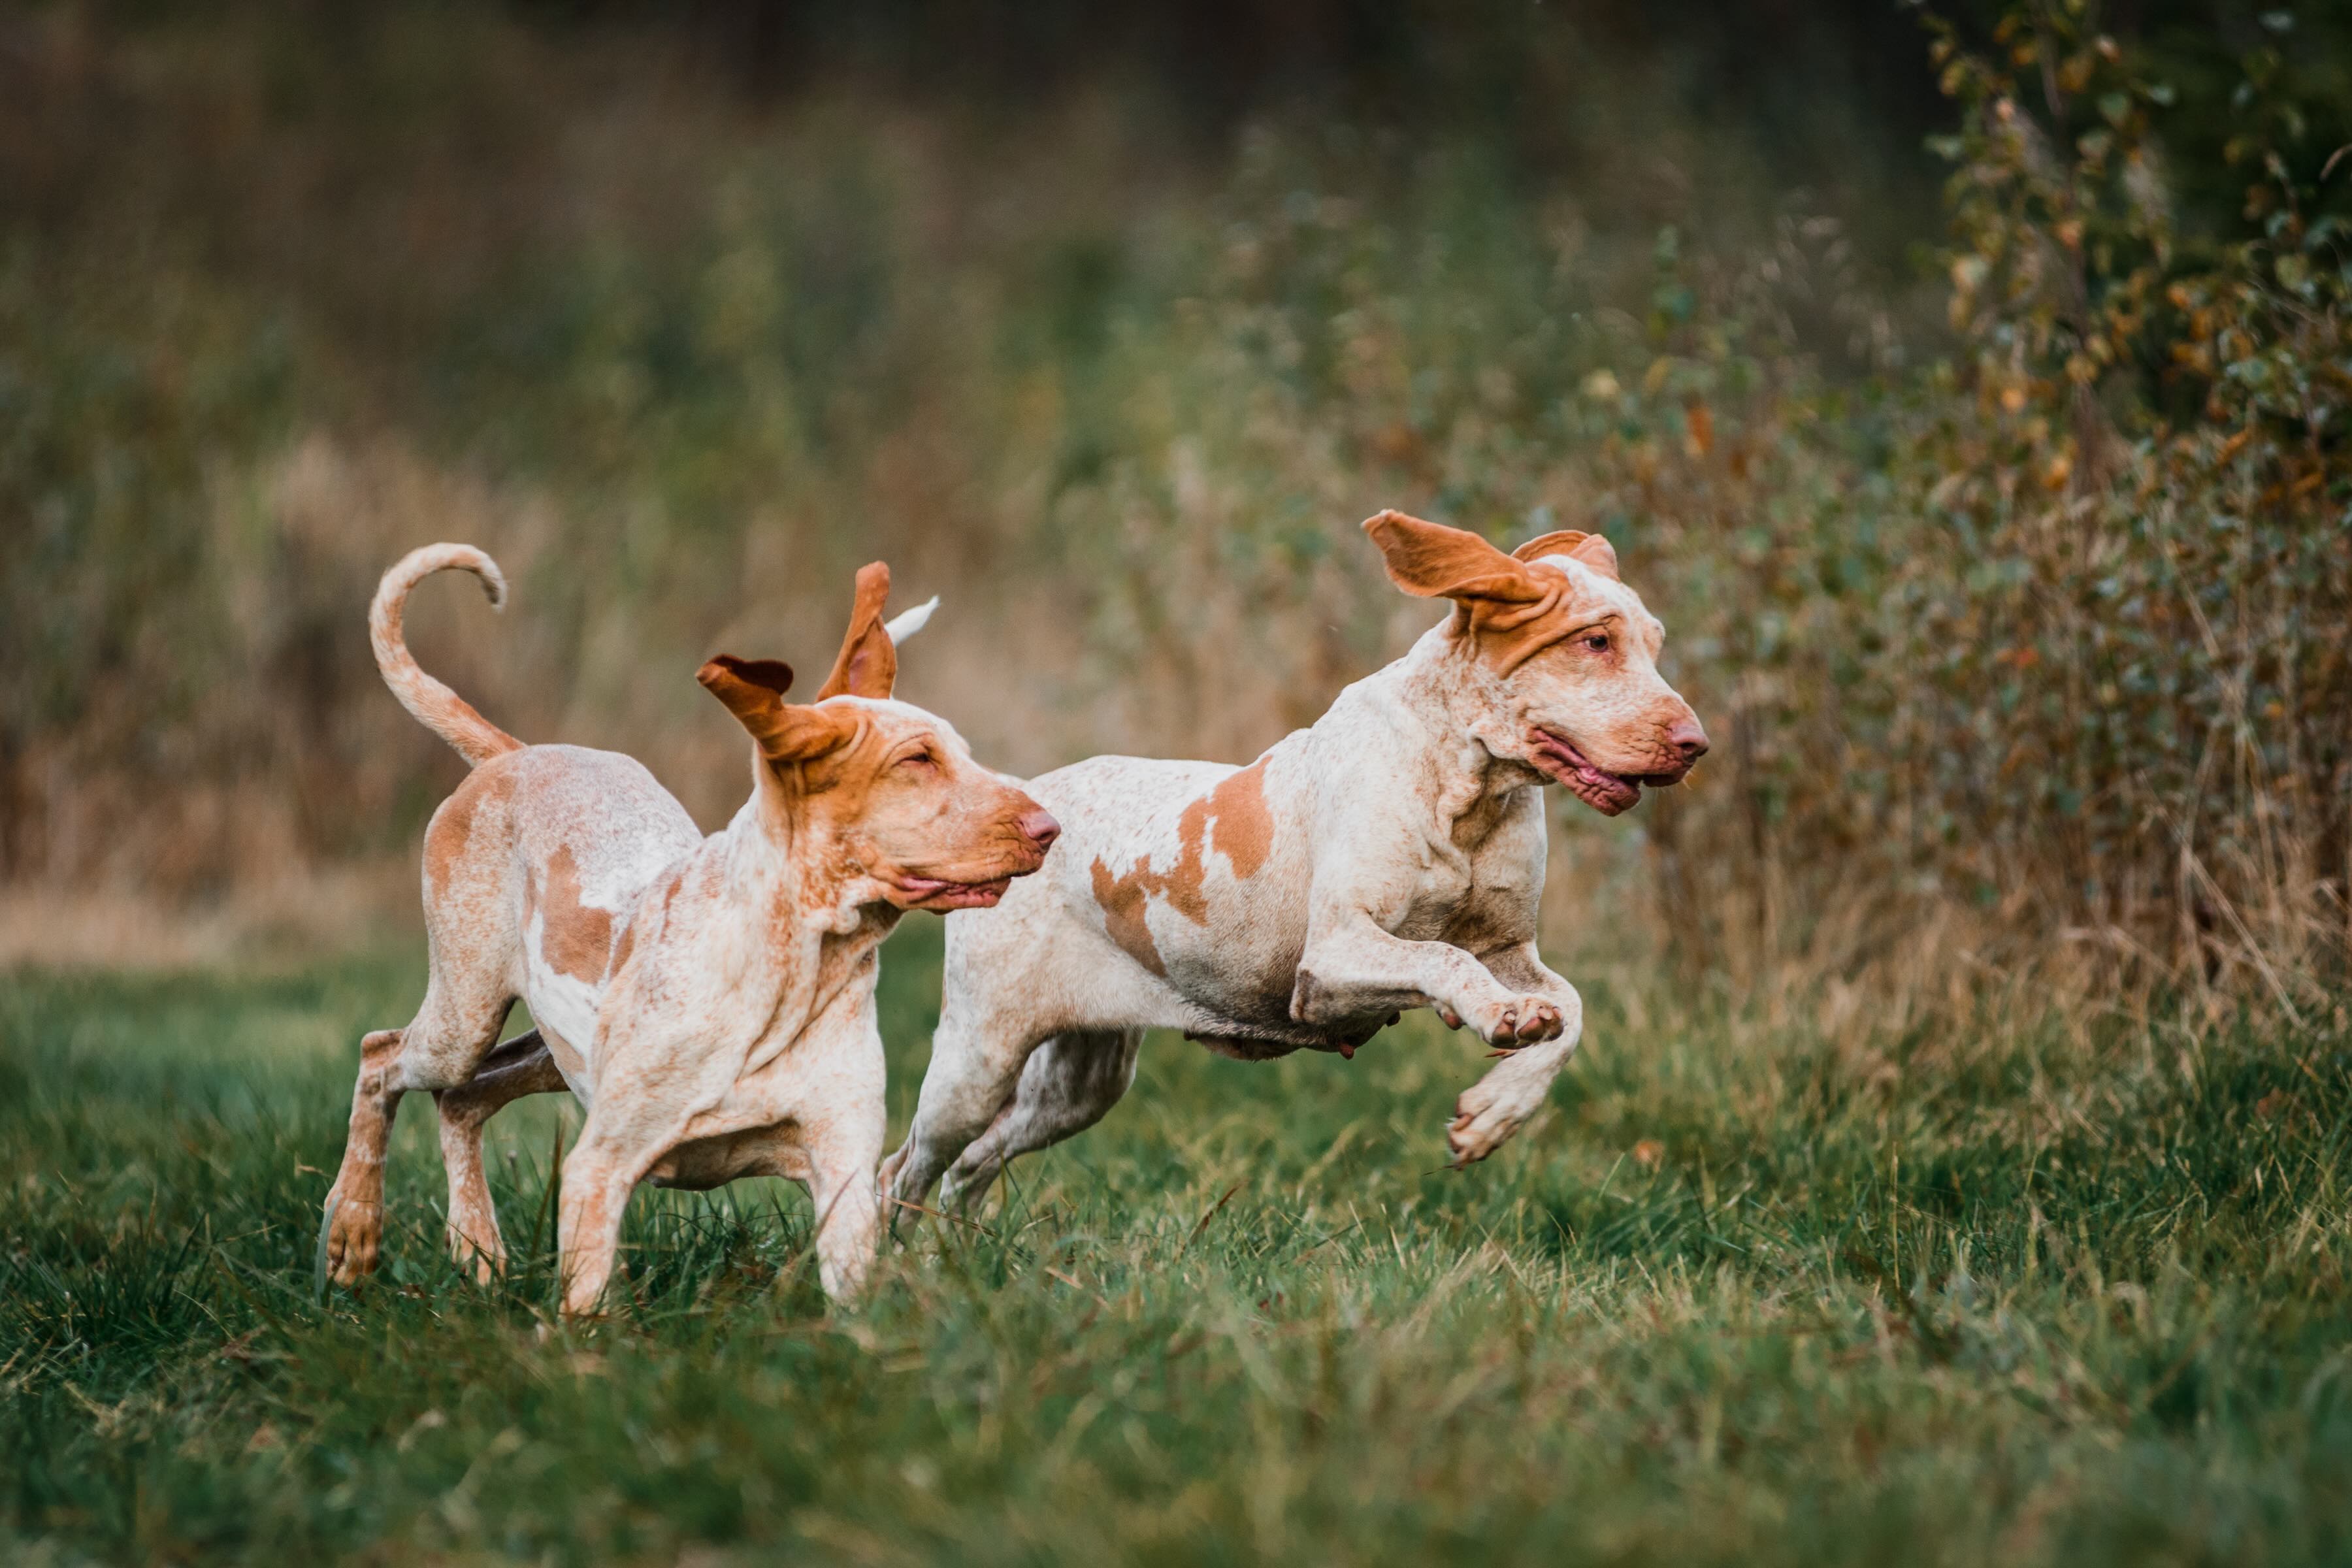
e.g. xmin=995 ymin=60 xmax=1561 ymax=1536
xmin=0 ymin=3 xmax=2343 ymax=1005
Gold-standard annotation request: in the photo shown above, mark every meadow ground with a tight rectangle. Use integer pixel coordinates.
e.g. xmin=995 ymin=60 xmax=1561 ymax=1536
xmin=3 ymin=924 xmax=2350 ymax=1567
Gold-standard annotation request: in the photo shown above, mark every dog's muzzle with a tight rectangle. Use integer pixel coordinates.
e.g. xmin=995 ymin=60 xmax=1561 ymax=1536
xmin=1527 ymin=724 xmax=1704 ymax=815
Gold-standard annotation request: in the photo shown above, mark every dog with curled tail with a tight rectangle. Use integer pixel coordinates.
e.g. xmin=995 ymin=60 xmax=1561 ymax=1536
xmin=322 ymin=546 xmax=1057 ymax=1311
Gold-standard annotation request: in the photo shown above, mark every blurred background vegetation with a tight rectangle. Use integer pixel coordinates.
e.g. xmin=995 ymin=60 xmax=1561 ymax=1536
xmin=2 ymin=0 xmax=2346 ymax=1009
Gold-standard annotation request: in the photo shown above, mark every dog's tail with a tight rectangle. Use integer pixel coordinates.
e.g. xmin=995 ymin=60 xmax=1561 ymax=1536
xmin=370 ymin=544 xmax=523 ymax=768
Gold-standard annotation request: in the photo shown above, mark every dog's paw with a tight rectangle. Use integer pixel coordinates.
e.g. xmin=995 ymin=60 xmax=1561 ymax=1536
xmin=1447 ymin=1073 xmax=1548 ymax=1166
xmin=321 ymin=1188 xmax=384 ymax=1286
xmin=1463 ymin=994 xmax=1565 ymax=1049
xmin=446 ymin=1225 xmax=507 ymax=1286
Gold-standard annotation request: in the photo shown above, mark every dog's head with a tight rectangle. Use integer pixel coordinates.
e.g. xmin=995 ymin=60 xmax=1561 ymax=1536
xmin=697 ymin=563 xmax=1058 ymax=910
xmin=1364 ymin=510 xmax=1707 ymax=817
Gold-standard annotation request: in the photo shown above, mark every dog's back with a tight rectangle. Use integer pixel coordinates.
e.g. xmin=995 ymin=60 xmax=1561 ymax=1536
xmin=419 ymin=743 xmax=701 ymax=1083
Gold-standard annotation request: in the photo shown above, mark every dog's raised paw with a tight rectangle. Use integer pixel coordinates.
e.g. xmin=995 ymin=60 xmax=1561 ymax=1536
xmin=1446 ymin=1075 xmax=1546 ymax=1165
xmin=1465 ymin=995 xmax=1564 ymax=1049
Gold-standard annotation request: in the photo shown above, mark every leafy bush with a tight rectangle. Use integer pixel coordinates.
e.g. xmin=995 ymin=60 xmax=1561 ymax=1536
xmin=0 ymin=3 xmax=2344 ymax=1005
xmin=1711 ymin=5 xmax=2349 ymax=995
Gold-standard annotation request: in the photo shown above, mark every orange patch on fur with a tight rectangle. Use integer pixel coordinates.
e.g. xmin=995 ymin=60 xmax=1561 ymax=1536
xmin=1462 ymin=561 xmax=1609 ymax=674
xmin=1090 ymin=759 xmax=1276 ymax=974
xmin=1091 ymin=857 xmax=1167 ymax=976
xmin=1207 ymin=760 xmax=1273 ymax=879
xmin=531 ymin=843 xmax=615 ymax=983
xmin=423 ymin=765 xmax=514 ymax=891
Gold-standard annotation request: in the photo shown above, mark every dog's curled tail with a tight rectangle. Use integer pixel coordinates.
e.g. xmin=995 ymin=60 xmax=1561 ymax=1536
xmin=370 ymin=544 xmax=523 ymax=768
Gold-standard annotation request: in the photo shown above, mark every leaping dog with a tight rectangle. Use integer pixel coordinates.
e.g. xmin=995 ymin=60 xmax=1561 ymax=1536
xmin=883 ymin=511 xmax=1705 ymax=1211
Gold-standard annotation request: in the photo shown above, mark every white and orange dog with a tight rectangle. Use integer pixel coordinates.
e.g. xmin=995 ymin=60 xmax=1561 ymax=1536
xmin=322 ymin=546 xmax=1057 ymax=1311
xmin=884 ymin=511 xmax=1706 ymax=1209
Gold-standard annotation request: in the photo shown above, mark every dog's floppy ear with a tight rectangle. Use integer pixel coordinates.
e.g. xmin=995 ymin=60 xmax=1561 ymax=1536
xmin=698 ymin=656 xmax=861 ymax=762
xmin=815 ymin=562 xmax=898 ymax=702
xmin=1572 ymin=534 xmax=1618 ymax=579
xmin=698 ymin=654 xmax=794 ymax=745
xmin=1363 ymin=511 xmax=1548 ymax=605
xmin=1512 ymin=529 xmax=1587 ymax=563
xmin=1513 ymin=528 xmax=1620 ymax=580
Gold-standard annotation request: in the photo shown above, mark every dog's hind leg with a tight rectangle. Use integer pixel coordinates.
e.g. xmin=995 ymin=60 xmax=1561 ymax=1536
xmin=433 ymin=1029 xmax=570 ymax=1284
xmin=321 ymin=1027 xmax=410 ymax=1286
xmin=881 ymin=1006 xmax=1047 ymax=1215
xmin=322 ymin=960 xmax=515 ymax=1287
xmin=939 ymin=1028 xmax=1141 ymax=1212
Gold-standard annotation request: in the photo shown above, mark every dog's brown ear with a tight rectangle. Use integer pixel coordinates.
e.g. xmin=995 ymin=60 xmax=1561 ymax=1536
xmin=698 ymin=657 xmax=861 ymax=764
xmin=700 ymin=655 xmax=792 ymax=716
xmin=1512 ymin=529 xmax=1588 ymax=563
xmin=1566 ymin=533 xmax=1618 ymax=580
xmin=1513 ymin=529 xmax=1620 ymax=580
xmin=698 ymin=655 xmax=798 ymax=755
xmin=1362 ymin=511 xmax=1548 ymax=605
xmin=815 ymin=562 xmax=898 ymax=702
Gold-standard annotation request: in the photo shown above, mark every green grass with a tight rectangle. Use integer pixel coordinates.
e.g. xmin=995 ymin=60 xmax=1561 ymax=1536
xmin=3 ymin=928 xmax=2350 ymax=1565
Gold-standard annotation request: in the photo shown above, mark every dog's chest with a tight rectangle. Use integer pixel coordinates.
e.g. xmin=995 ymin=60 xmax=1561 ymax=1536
xmin=1389 ymin=792 xmax=1542 ymax=941
xmin=1388 ymin=857 xmax=1531 ymax=951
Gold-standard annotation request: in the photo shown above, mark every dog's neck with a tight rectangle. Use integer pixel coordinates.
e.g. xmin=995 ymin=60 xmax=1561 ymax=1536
xmin=717 ymin=760 xmax=906 ymax=950
xmin=1362 ymin=622 xmax=1548 ymax=836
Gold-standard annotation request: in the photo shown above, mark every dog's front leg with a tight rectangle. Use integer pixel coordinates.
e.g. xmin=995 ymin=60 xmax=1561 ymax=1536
xmin=555 ymin=1109 xmax=656 ymax=1317
xmin=555 ymin=1024 xmax=742 ymax=1316
xmin=791 ymin=1004 xmax=888 ymax=1304
xmin=434 ymin=1030 xmax=570 ymax=1283
xmin=1292 ymin=911 xmax=1570 ymax=1049
xmin=1447 ymin=942 xmax=1584 ymax=1166
xmin=804 ymin=1132 xmax=884 ymax=1304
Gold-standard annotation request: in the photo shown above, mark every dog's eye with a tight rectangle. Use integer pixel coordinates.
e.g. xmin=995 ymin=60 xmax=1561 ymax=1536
xmin=897 ymin=751 xmax=937 ymax=771
xmin=1581 ymin=632 xmax=1611 ymax=653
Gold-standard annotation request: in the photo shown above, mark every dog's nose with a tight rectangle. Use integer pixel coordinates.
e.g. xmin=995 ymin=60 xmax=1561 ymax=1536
xmin=1017 ymin=808 xmax=1062 ymax=851
xmin=1668 ymin=718 xmax=1709 ymax=764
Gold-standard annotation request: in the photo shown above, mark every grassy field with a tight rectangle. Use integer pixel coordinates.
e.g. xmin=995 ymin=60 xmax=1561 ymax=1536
xmin=3 ymin=924 xmax=2349 ymax=1565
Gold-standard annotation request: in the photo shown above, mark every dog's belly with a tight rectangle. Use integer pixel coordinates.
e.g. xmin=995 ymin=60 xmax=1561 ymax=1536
xmin=1181 ymin=1013 xmax=1382 ymax=1060
xmin=1165 ymin=942 xmax=1392 ymax=1060
xmin=1152 ymin=895 xmax=1349 ymax=1056
xmin=647 ymin=1128 xmax=810 ymax=1190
